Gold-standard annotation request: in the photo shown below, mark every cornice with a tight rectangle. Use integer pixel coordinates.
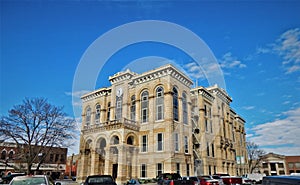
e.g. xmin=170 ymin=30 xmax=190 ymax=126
xmin=81 ymin=88 xmax=111 ymax=102
xmin=109 ymin=69 xmax=138 ymax=84
xmin=130 ymin=64 xmax=193 ymax=87
xmin=207 ymin=84 xmax=232 ymax=104
xmin=191 ymin=86 xmax=215 ymax=102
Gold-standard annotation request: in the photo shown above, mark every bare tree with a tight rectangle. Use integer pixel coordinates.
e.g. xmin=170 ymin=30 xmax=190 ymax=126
xmin=0 ymin=97 xmax=76 ymax=175
xmin=247 ymin=141 xmax=266 ymax=173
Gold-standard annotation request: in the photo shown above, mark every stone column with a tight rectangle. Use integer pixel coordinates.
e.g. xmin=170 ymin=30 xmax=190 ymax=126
xmin=104 ymin=147 xmax=111 ymax=175
xmin=117 ymin=145 xmax=127 ymax=184
xmin=90 ymin=150 xmax=97 ymax=175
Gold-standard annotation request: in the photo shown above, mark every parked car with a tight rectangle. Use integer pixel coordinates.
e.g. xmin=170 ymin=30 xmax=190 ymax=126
xmin=1 ymin=173 xmax=26 ymax=184
xmin=241 ymin=177 xmax=252 ymax=185
xmin=127 ymin=179 xmax=141 ymax=185
xmin=243 ymin=173 xmax=265 ymax=184
xmin=199 ymin=177 xmax=219 ymax=185
xmin=262 ymin=175 xmax=300 ymax=185
xmin=200 ymin=176 xmax=223 ymax=185
xmin=213 ymin=174 xmax=242 ymax=185
xmin=211 ymin=176 xmax=224 ymax=185
xmin=157 ymin=173 xmax=194 ymax=185
xmin=8 ymin=175 xmax=58 ymax=185
xmin=80 ymin=175 xmax=117 ymax=185
xmin=182 ymin=176 xmax=200 ymax=185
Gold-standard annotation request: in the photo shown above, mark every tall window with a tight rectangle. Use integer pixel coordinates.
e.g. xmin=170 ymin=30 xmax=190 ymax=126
xmin=141 ymin=135 xmax=148 ymax=152
xmin=95 ymin=104 xmax=101 ymax=123
xmin=205 ymin=119 xmax=208 ymax=132
xmin=174 ymin=133 xmax=179 ymax=152
xmin=210 ymin=120 xmax=213 ymax=133
xmin=141 ymin=164 xmax=147 ymax=178
xmin=8 ymin=151 xmax=13 ymax=159
xmin=232 ymin=124 xmax=235 ymax=142
xmin=86 ymin=107 xmax=91 ymax=125
xmin=116 ymin=95 xmax=122 ymax=119
xmin=107 ymin=102 xmax=111 ymax=121
xmin=141 ymin=91 xmax=149 ymax=123
xmin=1 ymin=150 xmax=6 ymax=160
xmin=186 ymin=164 xmax=190 ymax=176
xmin=207 ymin=142 xmax=210 ymax=156
xmin=212 ymin=143 xmax=215 ymax=157
xmin=173 ymin=87 xmax=179 ymax=121
xmin=184 ymin=136 xmax=188 ymax=153
xmin=156 ymin=87 xmax=164 ymax=121
xmin=157 ymin=163 xmax=163 ymax=176
xmin=130 ymin=95 xmax=136 ymax=121
xmin=157 ymin=133 xmax=163 ymax=151
xmin=182 ymin=92 xmax=188 ymax=124
xmin=176 ymin=163 xmax=180 ymax=174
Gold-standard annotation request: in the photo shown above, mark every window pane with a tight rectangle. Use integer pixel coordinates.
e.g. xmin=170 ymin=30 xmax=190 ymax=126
xmin=157 ymin=133 xmax=163 ymax=151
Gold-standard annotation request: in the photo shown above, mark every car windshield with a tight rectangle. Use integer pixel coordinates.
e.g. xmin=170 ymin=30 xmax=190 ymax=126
xmin=10 ymin=177 xmax=46 ymax=185
xmin=88 ymin=177 xmax=113 ymax=183
xmin=189 ymin=177 xmax=198 ymax=181
xmin=162 ymin=174 xmax=181 ymax=180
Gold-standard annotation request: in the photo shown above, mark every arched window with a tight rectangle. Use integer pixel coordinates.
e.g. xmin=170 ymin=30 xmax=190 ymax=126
xmin=127 ymin=136 xmax=134 ymax=145
xmin=130 ymin=95 xmax=136 ymax=121
xmin=1 ymin=150 xmax=6 ymax=160
xmin=112 ymin=135 xmax=119 ymax=145
xmin=95 ymin=104 xmax=101 ymax=123
xmin=141 ymin=91 xmax=149 ymax=123
xmin=173 ymin=87 xmax=179 ymax=121
xmin=182 ymin=92 xmax=188 ymax=124
xmin=8 ymin=151 xmax=14 ymax=159
xmin=86 ymin=107 xmax=91 ymax=125
xmin=116 ymin=94 xmax=123 ymax=120
xmin=156 ymin=87 xmax=164 ymax=121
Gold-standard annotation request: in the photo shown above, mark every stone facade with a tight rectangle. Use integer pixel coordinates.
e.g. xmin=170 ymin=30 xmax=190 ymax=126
xmin=260 ymin=153 xmax=287 ymax=176
xmin=77 ymin=64 xmax=248 ymax=184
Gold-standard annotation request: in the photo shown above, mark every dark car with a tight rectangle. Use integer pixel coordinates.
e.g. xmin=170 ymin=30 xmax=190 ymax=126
xmin=157 ymin=173 xmax=194 ymax=185
xmin=81 ymin=175 xmax=117 ymax=185
xmin=262 ymin=175 xmax=300 ymax=185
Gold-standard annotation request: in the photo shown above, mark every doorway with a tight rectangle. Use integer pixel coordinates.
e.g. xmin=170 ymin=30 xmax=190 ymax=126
xmin=112 ymin=164 xmax=118 ymax=180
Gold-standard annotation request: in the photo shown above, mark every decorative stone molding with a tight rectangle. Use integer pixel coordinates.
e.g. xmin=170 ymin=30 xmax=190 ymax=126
xmin=207 ymin=84 xmax=232 ymax=104
xmin=81 ymin=88 xmax=111 ymax=102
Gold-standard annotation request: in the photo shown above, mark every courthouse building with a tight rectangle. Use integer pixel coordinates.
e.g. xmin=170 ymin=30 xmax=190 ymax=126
xmin=77 ymin=64 xmax=248 ymax=184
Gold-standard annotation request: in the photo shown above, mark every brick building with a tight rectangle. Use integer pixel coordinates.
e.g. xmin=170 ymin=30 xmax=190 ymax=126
xmin=77 ymin=64 xmax=248 ymax=184
xmin=285 ymin=156 xmax=300 ymax=175
xmin=0 ymin=142 xmax=67 ymax=178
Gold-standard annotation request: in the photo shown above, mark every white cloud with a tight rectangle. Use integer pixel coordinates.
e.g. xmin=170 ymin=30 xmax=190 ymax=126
xmin=219 ymin=52 xmax=247 ymax=69
xmin=65 ymin=90 xmax=90 ymax=98
xmin=258 ymin=28 xmax=300 ymax=74
xmin=65 ymin=90 xmax=90 ymax=107
xmin=248 ymin=107 xmax=300 ymax=155
xmin=243 ymin=106 xmax=255 ymax=110
xmin=183 ymin=62 xmax=206 ymax=79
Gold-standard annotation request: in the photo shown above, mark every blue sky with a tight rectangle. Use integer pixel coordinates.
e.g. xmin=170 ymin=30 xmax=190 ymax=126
xmin=1 ymin=1 xmax=300 ymax=155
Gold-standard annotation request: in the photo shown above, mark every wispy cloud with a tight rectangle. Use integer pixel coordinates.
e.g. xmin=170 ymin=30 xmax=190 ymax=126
xmin=242 ymin=106 xmax=255 ymax=110
xmin=248 ymin=107 xmax=300 ymax=155
xmin=183 ymin=62 xmax=206 ymax=79
xmin=65 ymin=90 xmax=90 ymax=98
xmin=65 ymin=90 xmax=90 ymax=107
xmin=219 ymin=52 xmax=247 ymax=69
xmin=257 ymin=28 xmax=300 ymax=74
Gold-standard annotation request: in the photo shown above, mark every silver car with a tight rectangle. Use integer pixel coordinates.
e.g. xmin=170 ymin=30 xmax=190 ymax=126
xmin=9 ymin=175 xmax=60 ymax=185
